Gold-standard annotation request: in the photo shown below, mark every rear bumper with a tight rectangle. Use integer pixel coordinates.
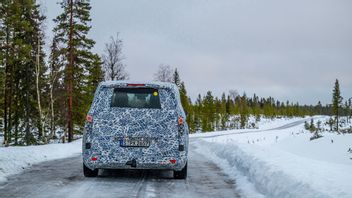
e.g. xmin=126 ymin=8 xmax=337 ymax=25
xmin=83 ymin=152 xmax=187 ymax=171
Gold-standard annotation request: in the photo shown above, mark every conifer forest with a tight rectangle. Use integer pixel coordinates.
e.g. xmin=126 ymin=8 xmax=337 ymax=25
xmin=0 ymin=0 xmax=351 ymax=146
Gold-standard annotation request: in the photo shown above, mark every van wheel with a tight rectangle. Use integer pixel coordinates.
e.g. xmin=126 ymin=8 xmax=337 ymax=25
xmin=174 ymin=163 xmax=187 ymax=179
xmin=83 ymin=163 xmax=98 ymax=177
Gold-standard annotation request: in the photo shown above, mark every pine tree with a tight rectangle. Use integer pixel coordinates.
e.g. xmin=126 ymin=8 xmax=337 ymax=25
xmin=220 ymin=93 xmax=228 ymax=130
xmin=332 ymin=79 xmax=343 ymax=132
xmin=348 ymin=98 xmax=352 ymax=124
xmin=172 ymin=69 xmax=194 ymax=132
xmin=316 ymin=101 xmax=323 ymax=115
xmin=179 ymin=82 xmax=190 ymax=113
xmin=86 ymin=55 xmax=104 ymax=100
xmin=252 ymin=94 xmax=261 ymax=121
xmin=202 ymin=91 xmax=215 ymax=132
xmin=173 ymin=68 xmax=181 ymax=87
xmin=0 ymin=0 xmax=12 ymax=145
xmin=0 ymin=0 xmax=47 ymax=145
xmin=194 ymin=94 xmax=202 ymax=132
xmin=239 ymin=93 xmax=249 ymax=129
xmin=53 ymin=0 xmax=103 ymax=142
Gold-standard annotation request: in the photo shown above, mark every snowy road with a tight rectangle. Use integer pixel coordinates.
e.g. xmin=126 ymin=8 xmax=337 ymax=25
xmin=0 ymin=141 xmax=240 ymax=198
xmin=193 ymin=117 xmax=310 ymax=139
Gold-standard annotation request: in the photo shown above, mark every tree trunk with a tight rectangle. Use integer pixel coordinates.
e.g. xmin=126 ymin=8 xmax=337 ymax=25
xmin=23 ymin=27 xmax=31 ymax=145
xmin=25 ymin=62 xmax=30 ymax=145
xmin=67 ymin=0 xmax=74 ymax=143
xmin=336 ymin=109 xmax=339 ymax=132
xmin=3 ymin=25 xmax=9 ymax=146
xmin=49 ymin=71 xmax=57 ymax=139
xmin=3 ymin=72 xmax=8 ymax=146
xmin=4 ymin=27 xmax=13 ymax=146
xmin=36 ymin=37 xmax=45 ymax=143
xmin=14 ymin=103 xmax=18 ymax=145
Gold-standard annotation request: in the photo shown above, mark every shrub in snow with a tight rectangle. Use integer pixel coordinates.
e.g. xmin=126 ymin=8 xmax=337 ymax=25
xmin=316 ymin=120 xmax=322 ymax=132
xmin=309 ymin=119 xmax=316 ymax=133
xmin=304 ymin=121 xmax=310 ymax=130
xmin=326 ymin=118 xmax=335 ymax=131
xmin=309 ymin=133 xmax=323 ymax=141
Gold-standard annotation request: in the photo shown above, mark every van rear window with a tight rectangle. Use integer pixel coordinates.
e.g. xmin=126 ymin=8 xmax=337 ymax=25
xmin=111 ymin=88 xmax=161 ymax=109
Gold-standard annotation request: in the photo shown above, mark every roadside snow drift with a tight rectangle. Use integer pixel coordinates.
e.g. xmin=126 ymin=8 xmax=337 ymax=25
xmin=193 ymin=117 xmax=352 ymax=198
xmin=0 ymin=140 xmax=81 ymax=183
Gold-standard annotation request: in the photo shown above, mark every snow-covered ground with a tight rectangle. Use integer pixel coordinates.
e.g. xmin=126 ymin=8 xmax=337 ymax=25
xmin=0 ymin=139 xmax=81 ymax=184
xmin=193 ymin=116 xmax=352 ymax=198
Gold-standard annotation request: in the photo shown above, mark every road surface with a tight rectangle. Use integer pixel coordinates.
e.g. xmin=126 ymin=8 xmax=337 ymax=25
xmin=0 ymin=140 xmax=240 ymax=198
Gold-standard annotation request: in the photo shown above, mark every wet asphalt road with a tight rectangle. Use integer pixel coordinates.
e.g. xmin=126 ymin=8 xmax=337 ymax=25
xmin=0 ymin=140 xmax=240 ymax=198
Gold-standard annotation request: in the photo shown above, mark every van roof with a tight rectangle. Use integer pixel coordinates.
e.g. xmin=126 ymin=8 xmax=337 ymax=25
xmin=99 ymin=81 xmax=178 ymax=90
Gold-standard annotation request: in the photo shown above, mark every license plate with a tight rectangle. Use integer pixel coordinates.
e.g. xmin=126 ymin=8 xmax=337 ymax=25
xmin=119 ymin=137 xmax=150 ymax=147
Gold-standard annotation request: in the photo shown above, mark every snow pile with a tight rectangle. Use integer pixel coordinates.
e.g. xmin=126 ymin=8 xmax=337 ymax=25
xmin=0 ymin=140 xmax=81 ymax=183
xmin=194 ymin=117 xmax=352 ymax=198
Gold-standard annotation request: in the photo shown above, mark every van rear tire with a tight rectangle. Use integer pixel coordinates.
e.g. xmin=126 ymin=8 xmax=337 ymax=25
xmin=83 ymin=163 xmax=98 ymax=177
xmin=174 ymin=163 xmax=187 ymax=179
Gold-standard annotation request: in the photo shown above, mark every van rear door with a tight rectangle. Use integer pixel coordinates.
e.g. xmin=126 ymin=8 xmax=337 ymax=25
xmin=91 ymin=86 xmax=180 ymax=162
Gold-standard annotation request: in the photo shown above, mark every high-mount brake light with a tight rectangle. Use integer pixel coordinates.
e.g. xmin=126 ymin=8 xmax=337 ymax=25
xmin=178 ymin=116 xmax=184 ymax=125
xmin=86 ymin=115 xmax=93 ymax=123
xmin=127 ymin=83 xmax=145 ymax=87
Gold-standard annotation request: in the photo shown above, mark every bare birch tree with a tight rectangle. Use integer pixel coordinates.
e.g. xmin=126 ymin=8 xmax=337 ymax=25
xmin=35 ymin=37 xmax=45 ymax=143
xmin=102 ymin=33 xmax=128 ymax=81
xmin=154 ymin=64 xmax=173 ymax=82
xmin=48 ymin=37 xmax=61 ymax=140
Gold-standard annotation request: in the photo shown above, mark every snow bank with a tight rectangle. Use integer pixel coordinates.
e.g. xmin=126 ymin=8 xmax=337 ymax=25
xmin=194 ymin=117 xmax=352 ymax=198
xmin=0 ymin=140 xmax=81 ymax=184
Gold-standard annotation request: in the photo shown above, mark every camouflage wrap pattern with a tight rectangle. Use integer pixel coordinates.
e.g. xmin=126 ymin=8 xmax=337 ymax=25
xmin=83 ymin=81 xmax=189 ymax=171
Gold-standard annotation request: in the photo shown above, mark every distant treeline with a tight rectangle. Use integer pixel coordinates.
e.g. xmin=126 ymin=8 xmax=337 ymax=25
xmin=168 ymin=69 xmax=351 ymax=133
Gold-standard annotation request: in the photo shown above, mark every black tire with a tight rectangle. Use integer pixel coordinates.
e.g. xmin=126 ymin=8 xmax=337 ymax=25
xmin=83 ymin=163 xmax=98 ymax=177
xmin=174 ymin=163 xmax=187 ymax=179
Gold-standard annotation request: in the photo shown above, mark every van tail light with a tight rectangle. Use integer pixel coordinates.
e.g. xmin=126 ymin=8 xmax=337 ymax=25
xmin=178 ymin=116 xmax=184 ymax=125
xmin=178 ymin=116 xmax=184 ymax=135
xmin=169 ymin=159 xmax=177 ymax=164
xmin=86 ymin=115 xmax=93 ymax=123
xmin=91 ymin=156 xmax=98 ymax=161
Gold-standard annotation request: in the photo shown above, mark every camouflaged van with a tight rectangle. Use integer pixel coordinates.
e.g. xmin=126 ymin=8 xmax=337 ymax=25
xmin=82 ymin=81 xmax=189 ymax=179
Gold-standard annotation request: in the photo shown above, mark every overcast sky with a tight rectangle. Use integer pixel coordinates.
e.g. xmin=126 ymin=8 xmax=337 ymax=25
xmin=41 ymin=0 xmax=352 ymax=105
